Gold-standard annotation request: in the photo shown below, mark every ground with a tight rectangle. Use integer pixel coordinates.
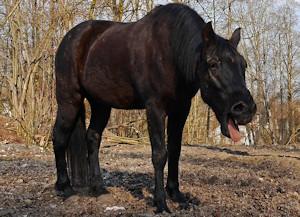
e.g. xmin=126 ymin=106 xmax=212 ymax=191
xmin=0 ymin=116 xmax=300 ymax=217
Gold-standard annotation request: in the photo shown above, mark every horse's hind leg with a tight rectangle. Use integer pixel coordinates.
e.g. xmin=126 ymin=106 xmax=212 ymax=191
xmin=86 ymin=103 xmax=111 ymax=195
xmin=53 ymin=102 xmax=82 ymax=197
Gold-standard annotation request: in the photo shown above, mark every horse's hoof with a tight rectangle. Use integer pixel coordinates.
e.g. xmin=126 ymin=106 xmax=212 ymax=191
xmin=179 ymin=201 xmax=190 ymax=210
xmin=89 ymin=184 xmax=108 ymax=196
xmin=55 ymin=184 xmax=76 ymax=198
xmin=166 ymin=187 xmax=187 ymax=204
xmin=154 ymin=200 xmax=171 ymax=213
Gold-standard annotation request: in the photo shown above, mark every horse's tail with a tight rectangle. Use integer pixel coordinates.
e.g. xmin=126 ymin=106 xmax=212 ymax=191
xmin=66 ymin=101 xmax=89 ymax=188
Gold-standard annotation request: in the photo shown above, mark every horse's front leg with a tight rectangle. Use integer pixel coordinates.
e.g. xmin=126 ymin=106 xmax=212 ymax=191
xmin=146 ymin=100 xmax=169 ymax=213
xmin=166 ymin=101 xmax=191 ymax=206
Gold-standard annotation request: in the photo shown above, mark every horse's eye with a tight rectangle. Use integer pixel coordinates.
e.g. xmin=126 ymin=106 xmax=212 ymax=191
xmin=210 ymin=63 xmax=217 ymax=68
xmin=209 ymin=62 xmax=218 ymax=70
xmin=208 ymin=62 xmax=219 ymax=79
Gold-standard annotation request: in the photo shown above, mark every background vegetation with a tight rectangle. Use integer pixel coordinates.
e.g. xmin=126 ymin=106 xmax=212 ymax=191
xmin=0 ymin=0 xmax=299 ymax=147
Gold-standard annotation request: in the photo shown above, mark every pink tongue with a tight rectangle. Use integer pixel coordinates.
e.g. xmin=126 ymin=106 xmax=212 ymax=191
xmin=228 ymin=119 xmax=241 ymax=142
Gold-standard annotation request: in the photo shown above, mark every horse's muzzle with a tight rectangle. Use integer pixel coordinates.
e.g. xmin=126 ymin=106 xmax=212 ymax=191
xmin=229 ymin=97 xmax=257 ymax=125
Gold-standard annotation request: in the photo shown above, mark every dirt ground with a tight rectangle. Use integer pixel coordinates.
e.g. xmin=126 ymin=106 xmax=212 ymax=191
xmin=0 ymin=116 xmax=300 ymax=216
xmin=0 ymin=142 xmax=299 ymax=217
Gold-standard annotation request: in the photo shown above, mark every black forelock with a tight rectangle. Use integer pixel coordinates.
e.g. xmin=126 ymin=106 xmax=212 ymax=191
xmin=206 ymin=37 xmax=243 ymax=66
xmin=217 ymin=39 xmax=239 ymax=58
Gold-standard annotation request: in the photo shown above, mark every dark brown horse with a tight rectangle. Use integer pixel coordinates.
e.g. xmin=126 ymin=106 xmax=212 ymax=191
xmin=53 ymin=3 xmax=256 ymax=213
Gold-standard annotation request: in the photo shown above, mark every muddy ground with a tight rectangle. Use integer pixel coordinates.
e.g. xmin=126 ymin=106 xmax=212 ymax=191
xmin=1 ymin=138 xmax=300 ymax=217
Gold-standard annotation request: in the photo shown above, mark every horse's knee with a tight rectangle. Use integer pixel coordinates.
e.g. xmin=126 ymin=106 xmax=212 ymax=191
xmin=152 ymin=148 xmax=167 ymax=169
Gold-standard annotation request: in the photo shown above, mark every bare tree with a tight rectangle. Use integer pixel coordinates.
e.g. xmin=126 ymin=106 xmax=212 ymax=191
xmin=0 ymin=0 xmax=299 ymax=147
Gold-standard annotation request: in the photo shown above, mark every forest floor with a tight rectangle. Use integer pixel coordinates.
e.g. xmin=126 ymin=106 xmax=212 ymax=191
xmin=0 ymin=115 xmax=300 ymax=217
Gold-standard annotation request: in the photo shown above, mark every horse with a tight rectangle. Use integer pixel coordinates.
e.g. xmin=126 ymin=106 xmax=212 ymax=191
xmin=52 ymin=3 xmax=256 ymax=213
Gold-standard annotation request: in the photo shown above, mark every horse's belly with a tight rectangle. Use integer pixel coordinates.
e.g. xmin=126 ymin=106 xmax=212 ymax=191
xmin=101 ymin=90 xmax=145 ymax=109
xmin=82 ymin=75 xmax=144 ymax=109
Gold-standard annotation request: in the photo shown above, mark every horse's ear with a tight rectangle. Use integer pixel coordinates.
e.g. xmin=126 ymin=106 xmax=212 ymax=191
xmin=202 ymin=22 xmax=216 ymax=46
xmin=229 ymin=28 xmax=241 ymax=48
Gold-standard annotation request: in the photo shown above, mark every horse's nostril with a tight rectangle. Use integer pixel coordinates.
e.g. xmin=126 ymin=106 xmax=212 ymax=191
xmin=231 ymin=101 xmax=248 ymax=115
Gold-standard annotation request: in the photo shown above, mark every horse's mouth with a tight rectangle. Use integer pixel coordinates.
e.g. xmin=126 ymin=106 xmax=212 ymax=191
xmin=221 ymin=116 xmax=241 ymax=142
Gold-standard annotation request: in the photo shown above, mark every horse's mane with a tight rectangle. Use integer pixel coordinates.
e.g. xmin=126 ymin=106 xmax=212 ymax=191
xmin=150 ymin=4 xmax=206 ymax=82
